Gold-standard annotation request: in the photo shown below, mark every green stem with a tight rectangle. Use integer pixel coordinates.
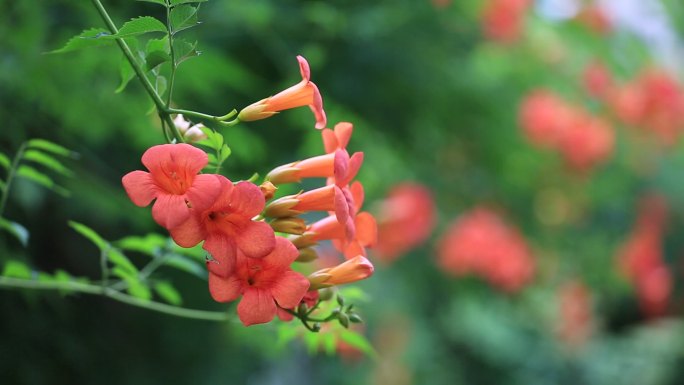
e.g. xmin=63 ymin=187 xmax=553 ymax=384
xmin=165 ymin=1 xmax=177 ymax=107
xmin=0 ymin=276 xmax=231 ymax=322
xmin=0 ymin=142 xmax=27 ymax=219
xmin=90 ymin=0 xmax=184 ymax=143
xmin=168 ymin=108 xmax=237 ymax=123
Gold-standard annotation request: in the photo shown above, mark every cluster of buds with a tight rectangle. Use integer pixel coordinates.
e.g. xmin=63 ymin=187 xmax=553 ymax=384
xmin=615 ymin=194 xmax=672 ymax=318
xmin=519 ymin=88 xmax=615 ymax=173
xmin=262 ymin=121 xmax=377 ymax=327
xmin=121 ymin=56 xmax=374 ymax=329
xmin=437 ymin=207 xmax=535 ymax=293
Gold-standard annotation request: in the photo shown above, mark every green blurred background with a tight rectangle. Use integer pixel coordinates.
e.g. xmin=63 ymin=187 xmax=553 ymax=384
xmin=3 ymin=0 xmax=684 ymax=383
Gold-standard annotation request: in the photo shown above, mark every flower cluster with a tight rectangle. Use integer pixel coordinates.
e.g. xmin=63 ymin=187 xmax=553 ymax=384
xmin=519 ymin=89 xmax=615 ymax=172
xmin=122 ymin=57 xmax=374 ymax=327
xmin=609 ymin=68 xmax=684 ymax=146
xmin=437 ymin=207 xmax=535 ymax=292
xmin=615 ymin=194 xmax=671 ymax=318
xmin=374 ymin=182 xmax=436 ymax=263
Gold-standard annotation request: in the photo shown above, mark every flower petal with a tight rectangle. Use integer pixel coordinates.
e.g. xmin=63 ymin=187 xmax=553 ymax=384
xmin=355 ymin=212 xmax=378 ymax=247
xmin=236 ymin=221 xmax=275 ymax=259
xmin=208 ymin=272 xmax=242 ymax=302
xmin=297 ymin=55 xmax=311 ymax=81
xmin=262 ymin=237 xmax=300 ymax=271
xmin=169 ymin=214 xmax=205 ymax=248
xmin=334 ymin=122 xmax=353 ymax=149
xmin=185 ymin=174 xmax=222 ymax=212
xmin=122 ymin=171 xmax=157 ymax=207
xmin=322 ymin=128 xmax=338 ymax=153
xmin=271 ymin=271 xmax=310 ymax=309
xmin=204 ymin=233 xmax=237 ymax=277
xmin=237 ymin=288 xmax=276 ymax=326
xmin=151 ymin=193 xmax=190 ymax=229
xmin=310 ymin=82 xmax=327 ymax=129
xmin=232 ymin=181 xmax=265 ymax=218
xmin=142 ymin=143 xmax=208 ymax=176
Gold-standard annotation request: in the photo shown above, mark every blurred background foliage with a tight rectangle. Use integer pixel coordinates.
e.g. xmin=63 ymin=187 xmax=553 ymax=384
xmin=3 ymin=0 xmax=684 ymax=383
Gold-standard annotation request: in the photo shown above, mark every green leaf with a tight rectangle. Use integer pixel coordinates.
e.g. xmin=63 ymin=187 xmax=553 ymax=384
xmin=145 ymin=50 xmax=171 ymax=72
xmin=50 ymin=28 xmax=113 ymax=54
xmin=17 ymin=165 xmax=70 ymax=197
xmin=218 ymin=144 xmax=232 ymax=163
xmin=100 ymin=16 xmax=167 ymax=39
xmin=127 ymin=280 xmax=152 ymax=300
xmin=22 ymin=150 xmax=73 ymax=177
xmin=173 ymin=39 xmax=199 ymax=65
xmin=116 ymin=233 xmax=167 ymax=256
xmin=2 ymin=260 xmax=31 ymax=278
xmin=171 ymin=0 xmax=208 ymax=7
xmin=154 ymin=281 xmax=182 ymax=305
xmin=108 ymin=249 xmax=139 ymax=275
xmin=0 ymin=217 xmax=29 ymax=246
xmin=68 ymin=221 xmax=108 ymax=251
xmin=0 ymin=152 xmax=10 ymax=170
xmin=27 ymin=139 xmax=76 ymax=158
xmin=115 ymin=57 xmax=135 ymax=93
xmin=171 ymin=5 xmax=199 ymax=33
xmin=163 ymin=254 xmax=207 ymax=279
xmin=54 ymin=269 xmax=73 ymax=282
xmin=171 ymin=242 xmax=206 ymax=260
xmin=338 ymin=329 xmax=377 ymax=358
xmin=196 ymin=127 xmax=223 ymax=151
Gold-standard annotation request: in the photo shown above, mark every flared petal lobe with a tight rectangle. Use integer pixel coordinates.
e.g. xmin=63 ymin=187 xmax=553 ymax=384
xmin=122 ymin=171 xmax=156 ymax=207
xmin=238 ymin=288 xmax=277 ymax=326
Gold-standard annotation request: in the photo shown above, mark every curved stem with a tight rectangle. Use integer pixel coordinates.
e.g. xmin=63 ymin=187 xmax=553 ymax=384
xmin=167 ymin=108 xmax=237 ymax=123
xmin=0 ymin=276 xmax=231 ymax=322
xmin=165 ymin=1 xmax=177 ymax=107
xmin=0 ymin=142 xmax=27 ymax=219
xmin=90 ymin=0 xmax=184 ymax=143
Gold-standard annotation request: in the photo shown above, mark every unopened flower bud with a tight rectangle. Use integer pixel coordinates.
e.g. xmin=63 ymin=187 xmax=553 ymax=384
xmin=259 ymin=181 xmax=277 ymax=201
xmin=266 ymin=164 xmax=300 ymax=185
xmin=297 ymin=302 xmax=308 ymax=315
xmin=338 ymin=312 xmax=350 ymax=328
xmin=348 ymin=313 xmax=363 ymax=323
xmin=312 ymin=322 xmax=321 ymax=332
xmin=270 ymin=217 xmax=307 ymax=235
xmin=307 ymin=256 xmax=374 ymax=290
xmin=296 ymin=247 xmax=319 ymax=262
xmin=318 ymin=288 xmax=333 ymax=301
xmin=264 ymin=195 xmax=303 ymax=218
xmin=336 ymin=294 xmax=345 ymax=307
xmin=289 ymin=232 xmax=318 ymax=249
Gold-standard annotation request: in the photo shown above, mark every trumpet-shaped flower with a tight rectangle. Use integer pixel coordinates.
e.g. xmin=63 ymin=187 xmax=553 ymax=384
xmin=308 ymin=255 xmax=374 ymax=290
xmin=170 ymin=176 xmax=275 ymax=276
xmin=122 ymin=144 xmax=221 ymax=229
xmin=322 ymin=122 xmax=354 ymax=153
xmin=238 ymin=55 xmax=326 ymax=129
xmin=265 ymin=184 xmax=350 ymax=225
xmin=208 ymin=237 xmax=310 ymax=326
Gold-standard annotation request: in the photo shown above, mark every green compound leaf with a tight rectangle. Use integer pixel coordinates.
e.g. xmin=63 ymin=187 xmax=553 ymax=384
xmin=173 ymin=39 xmax=199 ymax=65
xmin=171 ymin=5 xmax=199 ymax=34
xmin=99 ymin=16 xmax=167 ymax=39
xmin=22 ymin=150 xmax=74 ymax=177
xmin=0 ymin=217 xmax=29 ymax=247
xmin=68 ymin=221 xmax=108 ymax=251
xmin=145 ymin=50 xmax=171 ymax=72
xmin=108 ymin=248 xmax=139 ymax=276
xmin=112 ymin=267 xmax=152 ymax=300
xmin=116 ymin=57 xmax=135 ymax=93
xmin=50 ymin=28 xmax=113 ymax=54
xmin=171 ymin=0 xmax=208 ymax=7
xmin=27 ymin=139 xmax=77 ymax=158
xmin=154 ymin=281 xmax=183 ymax=305
xmin=116 ymin=233 xmax=167 ymax=256
xmin=0 ymin=152 xmax=10 ymax=170
xmin=17 ymin=165 xmax=70 ymax=197
xmin=2 ymin=260 xmax=31 ymax=279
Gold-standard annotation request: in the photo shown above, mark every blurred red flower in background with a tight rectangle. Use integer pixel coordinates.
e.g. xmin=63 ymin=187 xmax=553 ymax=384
xmin=519 ymin=89 xmax=615 ymax=172
xmin=374 ymin=183 xmax=436 ymax=263
xmin=556 ymin=280 xmax=594 ymax=349
xmin=616 ymin=194 xmax=671 ymax=318
xmin=481 ymin=0 xmax=531 ymax=44
xmin=437 ymin=207 xmax=535 ymax=292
